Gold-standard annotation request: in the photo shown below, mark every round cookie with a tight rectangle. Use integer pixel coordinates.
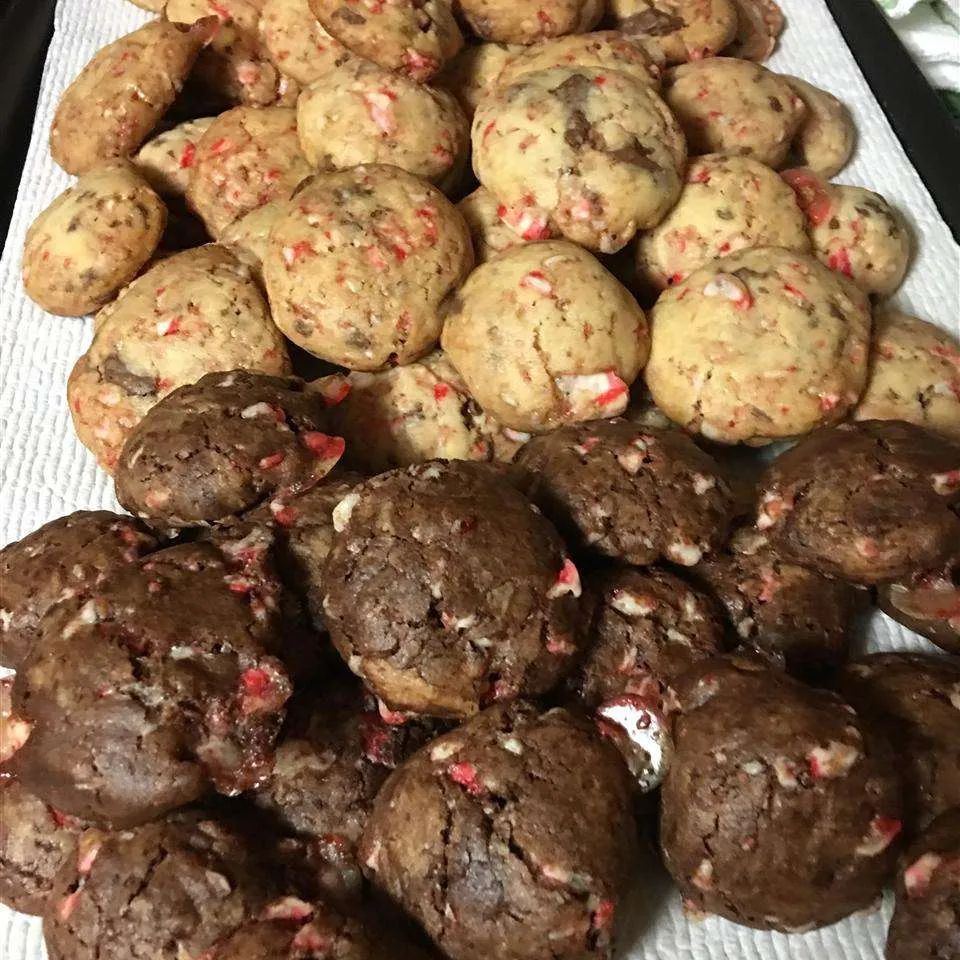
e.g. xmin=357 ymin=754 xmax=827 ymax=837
xmin=184 ymin=106 xmax=312 ymax=237
xmin=115 ymin=370 xmax=344 ymax=528
xmin=635 ymin=153 xmax=810 ymax=291
xmin=441 ymin=241 xmax=649 ymax=432
xmin=0 ymin=511 xmax=157 ymax=672
xmin=886 ymin=809 xmax=960 ymax=960
xmin=323 ymin=462 xmax=583 ymax=718
xmin=515 ymin=420 xmax=735 ymax=565
xmin=838 ymin=653 xmax=960 ymax=828
xmin=220 ymin=197 xmax=289 ymax=282
xmin=691 ymin=526 xmax=863 ymax=677
xmin=434 ymin=42 xmax=521 ymax=118
xmin=661 ymin=655 xmax=903 ymax=932
xmin=22 ymin=161 xmax=166 ymax=317
xmin=610 ymin=0 xmax=738 ymax=63
xmin=133 ymin=117 xmax=216 ymax=198
xmin=496 ymin=30 xmax=663 ymax=88
xmin=854 ymin=310 xmax=960 ymax=441
xmin=783 ymin=76 xmax=855 ymax=178
xmin=315 ymin=353 xmax=522 ymax=474
xmin=49 ymin=19 xmax=210 ymax=175
xmin=662 ymin=57 xmax=806 ymax=168
xmin=263 ymin=165 xmax=473 ymax=370
xmin=0 ymin=778 xmax=83 ymax=916
xmin=645 ymin=246 xmax=872 ymax=445
xmin=309 ymin=0 xmax=462 ymax=81
xmin=67 ymin=244 xmax=290 ymax=472
xmin=878 ymin=557 xmax=960 ymax=655
xmin=725 ymin=0 xmax=784 ymax=61
xmin=10 ymin=541 xmax=290 ymax=826
xmin=259 ymin=0 xmax=353 ymax=85
xmin=755 ymin=420 xmax=960 ymax=584
xmin=456 ymin=0 xmax=604 ymax=43
xmin=360 ymin=702 xmax=638 ymax=960
xmin=457 ymin=186 xmax=532 ymax=263
xmin=473 ymin=67 xmax=686 ymax=252
xmin=296 ymin=58 xmax=469 ymax=190
xmin=43 ymin=811 xmax=276 ymax=960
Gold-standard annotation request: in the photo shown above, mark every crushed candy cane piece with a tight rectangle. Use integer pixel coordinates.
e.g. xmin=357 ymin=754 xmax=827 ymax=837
xmin=702 ymin=273 xmax=752 ymax=309
xmin=547 ymin=558 xmax=581 ymax=598
xmin=855 ymin=815 xmax=902 ymax=857
xmin=807 ymin=740 xmax=860 ymax=779
xmin=904 ymin=852 xmax=943 ymax=898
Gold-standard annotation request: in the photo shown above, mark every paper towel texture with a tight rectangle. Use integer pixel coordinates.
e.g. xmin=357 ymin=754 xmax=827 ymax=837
xmin=0 ymin=0 xmax=957 ymax=956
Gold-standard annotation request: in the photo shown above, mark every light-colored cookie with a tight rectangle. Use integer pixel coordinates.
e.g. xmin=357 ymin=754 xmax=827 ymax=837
xmin=663 ymin=57 xmax=806 ymax=168
xmin=22 ymin=162 xmax=166 ymax=317
xmin=725 ymin=0 xmax=784 ymax=61
xmin=434 ymin=42 xmax=521 ymax=118
xmin=636 ymin=153 xmax=810 ymax=290
xmin=296 ymin=59 xmax=469 ymax=191
xmin=309 ymin=0 xmax=462 ymax=81
xmin=457 ymin=186 xmax=531 ymax=263
xmin=263 ymin=165 xmax=473 ymax=370
xmin=313 ymin=352 xmax=524 ymax=471
xmin=854 ymin=310 xmax=960 ymax=442
xmin=441 ymin=240 xmax=649 ymax=432
xmin=185 ymin=106 xmax=312 ymax=237
xmin=68 ymin=245 xmax=290 ymax=472
xmin=473 ymin=67 xmax=686 ymax=253
xmin=645 ymin=246 xmax=872 ymax=445
xmin=220 ymin=198 xmax=289 ymax=282
xmin=611 ymin=0 xmax=738 ymax=63
xmin=456 ymin=0 xmax=604 ymax=43
xmin=49 ymin=19 xmax=211 ymax=175
xmin=784 ymin=76 xmax=855 ymax=178
xmin=259 ymin=0 xmax=353 ymax=85
xmin=134 ymin=118 xmax=217 ymax=198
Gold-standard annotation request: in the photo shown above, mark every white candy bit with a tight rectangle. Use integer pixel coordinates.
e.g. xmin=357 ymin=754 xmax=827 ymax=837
xmin=772 ymin=756 xmax=799 ymax=789
xmin=692 ymin=473 xmax=715 ymax=495
xmin=702 ymin=273 xmax=752 ymax=309
xmin=692 ymin=859 xmax=714 ymax=891
xmin=241 ymin=401 xmax=275 ymax=420
xmin=541 ymin=864 xmax=571 ymax=884
xmin=616 ymin=447 xmax=644 ymax=474
xmin=547 ymin=558 xmax=581 ymax=599
xmin=854 ymin=815 xmax=902 ymax=857
xmin=741 ymin=760 xmax=765 ymax=776
xmin=261 ymin=896 xmax=314 ymax=921
xmin=430 ymin=740 xmax=462 ymax=762
xmin=503 ymin=427 xmax=532 ymax=443
xmin=501 ymin=737 xmax=524 ymax=755
xmin=904 ymin=852 xmax=943 ymax=898
xmin=144 ymin=488 xmax=171 ymax=510
xmin=519 ymin=270 xmax=554 ymax=296
xmin=756 ymin=491 xmax=790 ymax=530
xmin=364 ymin=839 xmax=382 ymax=871
xmin=932 ymin=469 xmax=960 ymax=495
xmin=555 ymin=371 xmax=629 ymax=417
xmin=610 ymin=590 xmax=656 ymax=617
xmin=666 ymin=540 xmax=703 ymax=566
xmin=169 ymin=645 xmax=195 ymax=660
xmin=807 ymin=740 xmax=860 ymax=779
xmin=363 ymin=92 xmax=397 ymax=135
xmin=332 ymin=492 xmax=360 ymax=532
xmin=422 ymin=464 xmax=442 ymax=479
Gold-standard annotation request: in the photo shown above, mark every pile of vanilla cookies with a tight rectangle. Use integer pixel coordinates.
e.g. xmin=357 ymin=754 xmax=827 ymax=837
xmin=3 ymin=0 xmax=960 ymax=957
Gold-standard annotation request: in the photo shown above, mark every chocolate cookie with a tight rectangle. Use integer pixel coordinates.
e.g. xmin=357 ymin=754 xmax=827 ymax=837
xmin=661 ymin=656 xmax=903 ymax=931
xmin=115 ymin=370 xmax=343 ymax=529
xmin=878 ymin=557 xmax=960 ymax=655
xmin=692 ymin=526 xmax=864 ymax=677
xmin=11 ymin=542 xmax=291 ymax=826
xmin=756 ymin=420 xmax=960 ymax=584
xmin=323 ymin=461 xmax=583 ymax=718
xmin=516 ymin=420 xmax=734 ymax=565
xmin=0 ymin=511 xmax=157 ymax=672
xmin=838 ymin=653 xmax=960 ymax=829
xmin=886 ymin=809 xmax=960 ymax=960
xmin=360 ymin=702 xmax=638 ymax=960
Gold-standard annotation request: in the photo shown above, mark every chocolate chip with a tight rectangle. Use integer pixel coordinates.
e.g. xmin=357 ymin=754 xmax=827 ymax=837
xmin=101 ymin=354 xmax=157 ymax=396
xmin=620 ymin=7 xmax=685 ymax=35
xmin=334 ymin=6 xmax=367 ymax=25
xmin=768 ymin=96 xmax=783 ymax=113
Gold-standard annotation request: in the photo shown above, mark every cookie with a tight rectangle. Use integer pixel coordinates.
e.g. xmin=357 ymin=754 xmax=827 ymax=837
xmin=0 ymin=676 xmax=32 ymax=766
xmin=878 ymin=557 xmax=960 ymax=655
xmin=10 ymin=541 xmax=290 ymax=826
xmin=43 ymin=811 xmax=277 ymax=960
xmin=755 ymin=420 xmax=960 ymax=584
xmin=725 ymin=0 xmax=784 ymax=61
xmin=692 ymin=526 xmax=863 ymax=677
xmin=473 ymin=67 xmax=686 ymax=252
xmin=296 ymin=59 xmax=470 ymax=190
xmin=22 ymin=161 xmax=167 ymax=317
xmin=259 ymin=0 xmax=353 ymax=85
xmin=360 ymin=702 xmax=638 ymax=960
xmin=661 ymin=655 xmax=903 ymax=931
xmin=323 ymin=462 xmax=583 ymax=718
xmin=309 ymin=0 xmax=462 ymax=81
xmin=133 ymin=117 xmax=216 ymax=198
xmin=838 ymin=653 xmax=960 ymax=829
xmin=456 ymin=0 xmax=604 ymax=43
xmin=854 ymin=309 xmax=960 ymax=441
xmin=886 ymin=809 xmax=960 ymax=960
xmin=220 ymin=197 xmax=288 ymax=283
xmin=0 ymin=511 xmax=157 ymax=672
xmin=315 ymin=353 xmax=522 ymax=474
xmin=115 ymin=371 xmax=344 ymax=528
xmin=0 ymin=779 xmax=83 ymax=916
xmin=663 ymin=57 xmax=806 ymax=168
xmin=263 ymin=164 xmax=473 ymax=370
xmin=49 ymin=19 xmax=210 ymax=175
xmin=441 ymin=241 xmax=649 ymax=432
xmin=435 ymin=42 xmax=521 ymax=118
xmin=67 ymin=244 xmax=290 ymax=473
xmin=783 ymin=76 xmax=855 ymax=178
xmin=515 ymin=420 xmax=735 ymax=566
xmin=457 ymin=186 xmax=531 ymax=263
xmin=611 ymin=0 xmax=738 ymax=63
xmin=635 ymin=153 xmax=810 ymax=291
xmin=645 ymin=246 xmax=872 ymax=445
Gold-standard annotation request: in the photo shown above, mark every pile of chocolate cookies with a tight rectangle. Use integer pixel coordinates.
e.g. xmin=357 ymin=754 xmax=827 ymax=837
xmin=4 ymin=0 xmax=960 ymax=956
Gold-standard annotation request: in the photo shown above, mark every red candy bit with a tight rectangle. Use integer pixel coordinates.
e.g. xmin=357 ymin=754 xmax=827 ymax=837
xmin=807 ymin=740 xmax=859 ymax=779
xmin=546 ymin=632 xmax=577 ymax=656
xmin=238 ymin=663 xmax=289 ymax=715
xmin=827 ymin=247 xmax=853 ymax=277
xmin=77 ymin=837 xmax=102 ymax=876
xmin=596 ymin=372 xmax=629 ymax=408
xmin=58 ymin=890 xmax=82 ymax=921
xmin=402 ymin=47 xmax=438 ymax=78
xmin=687 ymin=166 xmax=711 ymax=185
xmin=291 ymin=923 xmax=334 ymax=955
xmin=818 ymin=392 xmax=841 ymax=412
xmin=449 ymin=760 xmax=483 ymax=795
xmin=48 ymin=807 xmax=81 ymax=830
xmin=261 ymin=896 xmax=315 ymax=922
xmin=904 ymin=852 xmax=944 ymax=898
xmin=155 ymin=316 xmax=181 ymax=337
xmin=519 ymin=269 xmax=554 ymax=296
xmin=547 ymin=558 xmax=582 ymax=599
xmin=591 ymin=899 xmax=616 ymax=930
xmin=667 ymin=272 xmax=684 ymax=285
xmin=360 ymin=715 xmax=395 ymax=766
xmin=270 ymin=499 xmax=299 ymax=527
xmin=377 ymin=700 xmax=409 ymax=726
xmin=702 ymin=273 xmax=753 ymax=310
xmin=433 ymin=382 xmax=451 ymax=402
xmin=208 ymin=136 xmax=232 ymax=155
xmin=282 ymin=240 xmax=317 ymax=266
xmin=179 ymin=142 xmax=197 ymax=169
xmin=536 ymin=7 xmax=555 ymax=26
xmin=781 ymin=168 xmax=832 ymax=225
xmin=258 ymin=451 xmax=285 ymax=470
xmin=855 ymin=815 xmax=902 ymax=856
xmin=301 ymin=431 xmax=346 ymax=463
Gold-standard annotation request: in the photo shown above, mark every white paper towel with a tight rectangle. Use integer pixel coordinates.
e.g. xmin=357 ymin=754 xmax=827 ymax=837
xmin=0 ymin=0 xmax=958 ymax=956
